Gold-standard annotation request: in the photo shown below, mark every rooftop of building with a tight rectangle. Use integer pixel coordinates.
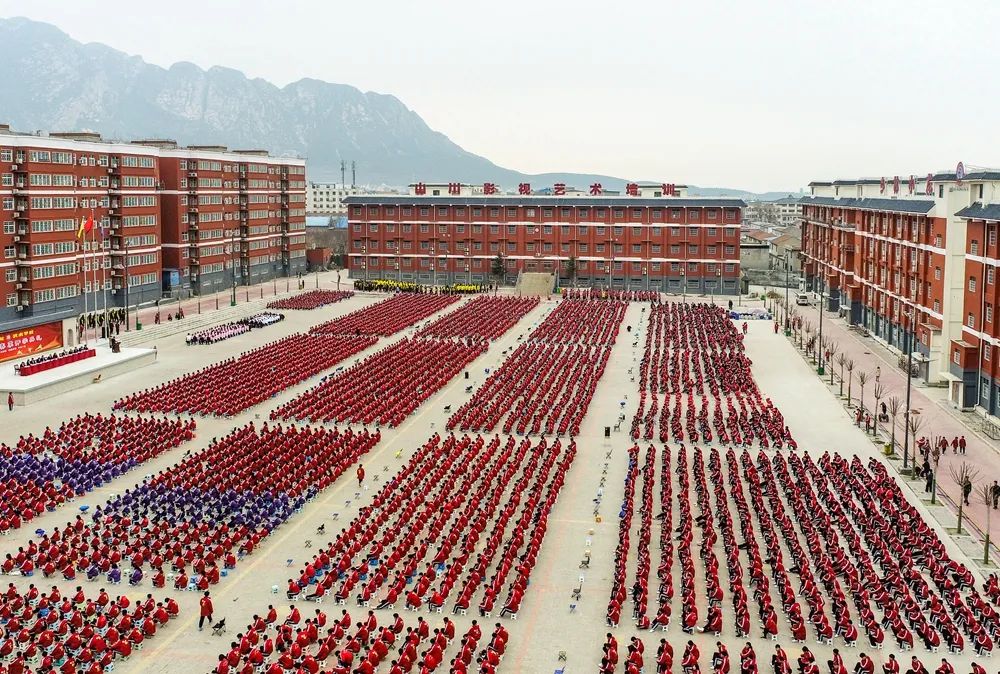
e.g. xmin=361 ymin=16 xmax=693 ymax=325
xmin=955 ymin=202 xmax=1000 ymax=221
xmin=344 ymin=195 xmax=746 ymax=208
xmin=798 ymin=195 xmax=935 ymax=215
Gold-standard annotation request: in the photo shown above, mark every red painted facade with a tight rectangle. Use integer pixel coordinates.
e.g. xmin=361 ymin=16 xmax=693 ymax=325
xmin=0 ymin=126 xmax=306 ymax=333
xmin=343 ymin=196 xmax=744 ymax=293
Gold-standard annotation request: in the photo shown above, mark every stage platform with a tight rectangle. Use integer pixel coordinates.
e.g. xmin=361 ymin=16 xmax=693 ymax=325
xmin=1 ymin=340 xmax=157 ymax=406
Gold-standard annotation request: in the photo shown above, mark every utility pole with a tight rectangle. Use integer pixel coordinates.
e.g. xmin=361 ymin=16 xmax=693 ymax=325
xmin=351 ymin=161 xmax=356 ymax=188
xmin=340 ymin=160 xmax=346 ymax=188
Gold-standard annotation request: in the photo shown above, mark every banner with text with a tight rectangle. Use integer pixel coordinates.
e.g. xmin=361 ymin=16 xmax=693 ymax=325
xmin=0 ymin=321 xmax=63 ymax=364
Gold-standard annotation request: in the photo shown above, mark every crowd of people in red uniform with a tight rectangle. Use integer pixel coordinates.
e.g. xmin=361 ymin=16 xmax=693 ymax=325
xmin=213 ymin=607 xmax=508 ymax=674
xmin=267 ymin=290 xmax=354 ymax=311
xmin=561 ymin=288 xmax=661 ymax=303
xmin=447 ymin=299 xmax=627 ymax=436
xmin=605 ymin=439 xmax=1000 ymax=671
xmin=5 ymin=423 xmax=379 ymax=590
xmin=112 ymin=334 xmax=377 ymax=417
xmin=310 ymin=294 xmax=460 ymax=337
xmin=0 ymin=414 xmax=195 ymax=534
xmin=272 ymin=338 xmax=487 ymax=428
xmin=631 ymin=303 xmax=794 ymax=448
xmin=284 ymin=433 xmax=572 ymax=622
xmin=414 ymin=297 xmax=538 ymax=342
xmin=0 ymin=583 xmax=178 ymax=673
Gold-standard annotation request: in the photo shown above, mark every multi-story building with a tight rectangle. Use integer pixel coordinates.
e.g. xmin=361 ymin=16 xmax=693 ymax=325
xmin=1 ymin=127 xmax=163 ymax=343
xmin=344 ymin=184 xmax=744 ymax=293
xmin=799 ymin=170 xmax=1000 ymax=399
xmin=153 ymin=143 xmax=307 ymax=297
xmin=0 ymin=124 xmax=306 ymax=342
xmin=949 ymin=192 xmax=1000 ymax=414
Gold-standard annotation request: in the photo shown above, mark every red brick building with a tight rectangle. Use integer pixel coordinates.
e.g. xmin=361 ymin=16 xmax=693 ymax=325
xmin=343 ymin=189 xmax=745 ymax=294
xmin=0 ymin=125 xmax=306 ymax=340
xmin=800 ymin=171 xmax=1000 ymax=406
xmin=952 ymin=196 xmax=1000 ymax=415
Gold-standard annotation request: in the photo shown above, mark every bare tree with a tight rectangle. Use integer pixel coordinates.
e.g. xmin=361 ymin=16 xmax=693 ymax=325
xmin=857 ymin=371 xmax=870 ymax=418
xmin=887 ymin=396 xmax=902 ymax=454
xmin=826 ymin=342 xmax=839 ymax=385
xmin=835 ymin=353 xmax=847 ymax=396
xmin=949 ymin=462 xmax=981 ymax=534
xmin=979 ymin=482 xmax=994 ymax=565
xmin=872 ymin=383 xmax=886 ymax=435
xmin=845 ymin=359 xmax=856 ymax=405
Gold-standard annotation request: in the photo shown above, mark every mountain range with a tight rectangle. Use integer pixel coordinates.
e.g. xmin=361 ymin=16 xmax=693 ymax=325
xmin=0 ymin=16 xmax=794 ymax=199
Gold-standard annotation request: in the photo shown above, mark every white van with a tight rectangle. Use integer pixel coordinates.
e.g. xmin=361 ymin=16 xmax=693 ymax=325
xmin=796 ymin=292 xmax=811 ymax=306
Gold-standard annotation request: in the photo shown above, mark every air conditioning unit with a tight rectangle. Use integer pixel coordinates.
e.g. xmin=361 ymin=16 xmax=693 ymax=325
xmin=15 ymin=305 xmax=23 ymax=312
xmin=10 ymin=164 xmax=17 ymax=170
xmin=15 ymin=283 xmax=22 ymax=289
xmin=13 ymin=236 xmax=19 ymax=242
xmin=21 ymin=300 xmax=29 ymax=307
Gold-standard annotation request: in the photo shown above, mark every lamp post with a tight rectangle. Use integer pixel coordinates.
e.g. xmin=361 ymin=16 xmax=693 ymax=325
xmin=816 ymin=289 xmax=825 ymax=376
xmin=902 ymin=306 xmax=916 ymax=471
xmin=680 ymin=267 xmax=686 ymax=303
xmin=230 ymin=229 xmax=237 ymax=306
xmin=361 ymin=246 xmax=368 ymax=281
xmin=713 ymin=268 xmax=721 ymax=305
xmin=784 ymin=250 xmax=791 ymax=335
xmin=643 ymin=265 xmax=648 ymax=291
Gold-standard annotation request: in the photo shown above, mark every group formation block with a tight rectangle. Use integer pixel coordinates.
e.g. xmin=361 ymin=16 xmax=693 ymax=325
xmin=287 ymin=433 xmax=573 ymax=620
xmin=310 ymin=293 xmax=460 ymax=337
xmin=447 ymin=298 xmax=627 ymax=436
xmin=272 ymin=338 xmax=487 ymax=428
xmin=0 ymin=413 xmax=195 ymax=534
xmin=607 ymin=444 xmax=995 ymax=659
xmin=213 ymin=606 xmax=510 ymax=674
xmin=631 ymin=303 xmax=793 ymax=448
xmin=5 ymin=423 xmax=379 ymax=588
xmin=267 ymin=290 xmax=354 ymax=310
xmin=414 ymin=296 xmax=539 ymax=341
xmin=112 ymin=333 xmax=377 ymax=417
xmin=0 ymin=585 xmax=180 ymax=670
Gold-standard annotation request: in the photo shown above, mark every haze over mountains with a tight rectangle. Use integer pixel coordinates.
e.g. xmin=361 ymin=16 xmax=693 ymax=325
xmin=0 ymin=16 xmax=795 ymax=199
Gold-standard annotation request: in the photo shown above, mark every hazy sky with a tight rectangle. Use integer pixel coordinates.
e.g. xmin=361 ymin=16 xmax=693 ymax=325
xmin=2 ymin=0 xmax=998 ymax=192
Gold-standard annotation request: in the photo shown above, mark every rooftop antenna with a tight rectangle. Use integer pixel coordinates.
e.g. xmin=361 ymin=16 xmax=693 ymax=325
xmin=351 ymin=161 xmax=356 ymax=188
xmin=340 ymin=160 xmax=346 ymax=188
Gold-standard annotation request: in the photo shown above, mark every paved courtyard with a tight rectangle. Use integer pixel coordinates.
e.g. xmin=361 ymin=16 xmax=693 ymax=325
xmin=0 ymin=287 xmax=996 ymax=674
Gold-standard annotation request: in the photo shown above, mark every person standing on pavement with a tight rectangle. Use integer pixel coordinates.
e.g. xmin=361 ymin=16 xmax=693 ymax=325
xmin=199 ymin=591 xmax=214 ymax=631
xmin=875 ymin=366 xmax=881 ymax=383
xmin=991 ymin=481 xmax=1000 ymax=509
xmin=959 ymin=436 xmax=967 ymax=454
xmin=963 ymin=477 xmax=973 ymax=506
xmin=6 ymin=392 xmax=12 ymax=411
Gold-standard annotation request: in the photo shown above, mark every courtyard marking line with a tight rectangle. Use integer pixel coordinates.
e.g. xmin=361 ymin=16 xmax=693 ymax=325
xmin=144 ymin=302 xmax=543 ymax=662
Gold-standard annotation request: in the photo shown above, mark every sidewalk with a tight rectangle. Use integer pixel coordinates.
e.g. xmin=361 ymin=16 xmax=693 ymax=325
xmin=87 ymin=269 xmax=347 ymax=335
xmin=791 ymin=299 xmax=1000 ymax=561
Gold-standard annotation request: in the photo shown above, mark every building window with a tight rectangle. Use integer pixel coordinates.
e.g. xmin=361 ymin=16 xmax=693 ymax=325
xmin=935 ymin=267 xmax=941 ymax=280
xmin=990 ymin=268 xmax=996 ymax=285
xmin=988 ymin=304 xmax=994 ymax=324
xmin=986 ymin=344 xmax=992 ymax=362
xmin=972 ymin=240 xmax=979 ymax=255
xmin=970 ymin=276 xmax=977 ymax=293
xmin=968 ymin=313 xmax=976 ymax=329
xmin=954 ymin=349 xmax=961 ymax=366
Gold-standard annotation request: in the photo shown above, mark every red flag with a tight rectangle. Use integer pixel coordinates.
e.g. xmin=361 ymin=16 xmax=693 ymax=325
xmin=76 ymin=214 xmax=95 ymax=239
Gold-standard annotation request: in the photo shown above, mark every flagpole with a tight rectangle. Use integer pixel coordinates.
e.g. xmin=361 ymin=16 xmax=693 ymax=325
xmin=97 ymin=209 xmax=108 ymax=341
xmin=80 ymin=216 xmax=88 ymax=346
xmin=90 ymin=223 xmax=98 ymax=344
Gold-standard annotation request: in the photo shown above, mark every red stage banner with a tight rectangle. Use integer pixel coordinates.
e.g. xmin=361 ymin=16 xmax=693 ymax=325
xmin=0 ymin=321 xmax=63 ymax=364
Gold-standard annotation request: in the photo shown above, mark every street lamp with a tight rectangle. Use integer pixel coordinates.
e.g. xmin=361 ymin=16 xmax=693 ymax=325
xmin=361 ymin=246 xmax=368 ymax=281
xmin=230 ymin=229 xmax=237 ymax=306
xmin=816 ymin=289 xmax=825 ymax=375
xmin=643 ymin=266 xmax=648 ymax=291
xmin=784 ymin=250 xmax=791 ymax=335
xmin=902 ymin=305 xmax=916 ymax=471
xmin=680 ymin=267 xmax=686 ymax=303
xmin=713 ymin=268 xmax=721 ymax=305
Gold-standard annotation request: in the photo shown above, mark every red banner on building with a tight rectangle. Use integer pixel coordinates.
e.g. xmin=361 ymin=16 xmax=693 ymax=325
xmin=0 ymin=321 xmax=63 ymax=364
